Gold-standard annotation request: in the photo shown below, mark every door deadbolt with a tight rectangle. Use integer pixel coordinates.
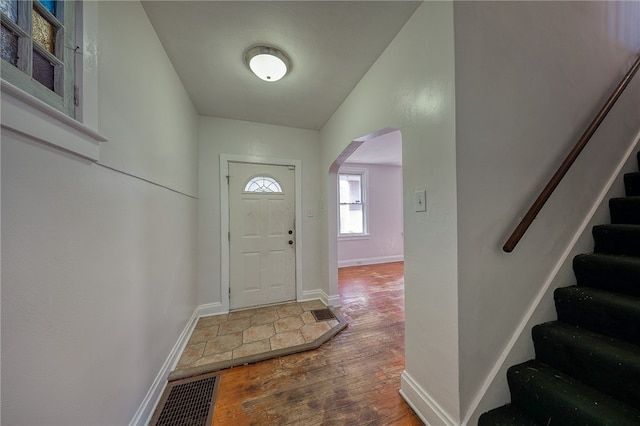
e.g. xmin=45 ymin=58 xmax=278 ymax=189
xmin=288 ymin=230 xmax=293 ymax=234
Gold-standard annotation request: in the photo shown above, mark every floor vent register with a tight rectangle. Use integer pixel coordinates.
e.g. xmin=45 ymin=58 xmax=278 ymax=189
xmin=150 ymin=371 xmax=220 ymax=426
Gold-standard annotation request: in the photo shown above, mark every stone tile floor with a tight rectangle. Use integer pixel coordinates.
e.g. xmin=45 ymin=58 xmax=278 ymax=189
xmin=175 ymin=300 xmax=340 ymax=371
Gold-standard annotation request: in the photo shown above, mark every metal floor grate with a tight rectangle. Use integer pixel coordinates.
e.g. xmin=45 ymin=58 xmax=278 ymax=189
xmin=150 ymin=371 xmax=220 ymax=426
xmin=311 ymin=308 xmax=337 ymax=322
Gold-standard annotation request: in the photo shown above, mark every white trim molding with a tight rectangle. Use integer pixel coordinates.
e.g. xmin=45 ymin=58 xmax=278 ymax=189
xmin=197 ymin=302 xmax=227 ymax=318
xmin=130 ymin=302 xmax=231 ymax=425
xmin=326 ymin=293 xmax=342 ymax=307
xmin=338 ymin=255 xmax=404 ymax=268
xmin=463 ymin=131 xmax=640 ymax=425
xmin=400 ymin=371 xmax=457 ymax=426
xmin=337 ymin=166 xmax=369 ymax=237
xmin=0 ymin=3 xmax=106 ymax=162
xmin=220 ymin=154 xmax=303 ymax=312
xmin=299 ymin=289 xmax=329 ymax=306
xmin=1 ymin=80 xmax=107 ymax=162
xmin=130 ymin=308 xmax=200 ymax=426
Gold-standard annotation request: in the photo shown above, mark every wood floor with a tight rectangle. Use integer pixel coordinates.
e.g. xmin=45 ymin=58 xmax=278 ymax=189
xmin=212 ymin=262 xmax=424 ymax=425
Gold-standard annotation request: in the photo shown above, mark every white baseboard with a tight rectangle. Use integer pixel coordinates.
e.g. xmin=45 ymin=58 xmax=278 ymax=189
xmin=130 ymin=302 xmax=229 ymax=425
xmin=129 ymin=308 xmax=200 ymax=426
xmin=400 ymin=371 xmax=457 ymax=426
xmin=299 ymin=289 xmax=329 ymax=305
xmin=337 ymin=254 xmax=404 ymax=268
xmin=197 ymin=302 xmax=227 ymax=317
xmin=327 ymin=294 xmax=342 ymax=307
xmin=299 ymin=288 xmax=342 ymax=307
xmin=130 ymin=291 xmax=344 ymax=426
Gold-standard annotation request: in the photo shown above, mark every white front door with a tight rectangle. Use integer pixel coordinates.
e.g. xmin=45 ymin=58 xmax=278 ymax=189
xmin=228 ymin=162 xmax=296 ymax=310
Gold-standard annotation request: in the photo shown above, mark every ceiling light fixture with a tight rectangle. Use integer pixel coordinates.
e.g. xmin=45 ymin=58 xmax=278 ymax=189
xmin=244 ymin=45 xmax=291 ymax=82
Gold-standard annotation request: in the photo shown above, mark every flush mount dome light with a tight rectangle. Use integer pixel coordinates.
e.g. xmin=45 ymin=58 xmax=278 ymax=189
xmin=244 ymin=45 xmax=291 ymax=82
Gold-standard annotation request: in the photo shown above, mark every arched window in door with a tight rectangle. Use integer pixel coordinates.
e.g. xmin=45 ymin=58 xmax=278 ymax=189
xmin=244 ymin=176 xmax=283 ymax=193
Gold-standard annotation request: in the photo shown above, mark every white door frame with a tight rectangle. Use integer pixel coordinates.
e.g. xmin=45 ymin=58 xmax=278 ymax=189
xmin=220 ymin=154 xmax=303 ymax=313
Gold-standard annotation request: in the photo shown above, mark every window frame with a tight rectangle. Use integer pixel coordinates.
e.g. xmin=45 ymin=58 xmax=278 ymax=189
xmin=338 ymin=168 xmax=369 ymax=238
xmin=0 ymin=1 xmax=106 ymax=161
xmin=243 ymin=175 xmax=284 ymax=194
xmin=1 ymin=0 xmax=77 ymax=117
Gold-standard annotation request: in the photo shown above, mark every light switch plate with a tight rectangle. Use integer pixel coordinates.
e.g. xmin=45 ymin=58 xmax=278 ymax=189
xmin=415 ymin=190 xmax=426 ymax=212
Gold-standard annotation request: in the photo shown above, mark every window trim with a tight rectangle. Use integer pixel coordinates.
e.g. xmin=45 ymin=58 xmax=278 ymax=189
xmin=0 ymin=1 xmax=106 ymax=161
xmin=243 ymin=175 xmax=284 ymax=194
xmin=1 ymin=0 xmax=76 ymax=116
xmin=338 ymin=167 xmax=369 ymax=237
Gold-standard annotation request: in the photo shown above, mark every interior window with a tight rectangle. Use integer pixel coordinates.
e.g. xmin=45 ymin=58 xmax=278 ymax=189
xmin=1 ymin=0 xmax=78 ymax=117
xmin=339 ymin=172 xmax=366 ymax=235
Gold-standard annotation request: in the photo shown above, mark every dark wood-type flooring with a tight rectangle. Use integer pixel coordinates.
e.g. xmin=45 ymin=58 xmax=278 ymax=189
xmin=213 ymin=261 xmax=423 ymax=425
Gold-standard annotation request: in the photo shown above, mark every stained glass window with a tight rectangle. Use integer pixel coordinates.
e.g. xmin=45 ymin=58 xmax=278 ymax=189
xmin=33 ymin=49 xmax=55 ymax=90
xmin=0 ymin=0 xmax=17 ymax=22
xmin=244 ymin=176 xmax=283 ymax=193
xmin=0 ymin=25 xmax=18 ymax=65
xmin=0 ymin=0 xmax=77 ymax=117
xmin=39 ymin=0 xmax=55 ymax=15
xmin=32 ymin=8 xmax=56 ymax=53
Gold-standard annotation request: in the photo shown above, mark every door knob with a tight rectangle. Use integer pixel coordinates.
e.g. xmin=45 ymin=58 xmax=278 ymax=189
xmin=288 ymin=240 xmax=294 ymax=245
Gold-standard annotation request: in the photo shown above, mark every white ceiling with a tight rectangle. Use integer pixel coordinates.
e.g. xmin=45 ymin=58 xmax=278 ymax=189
xmin=141 ymin=1 xmax=421 ymax=131
xmin=346 ymin=130 xmax=402 ymax=166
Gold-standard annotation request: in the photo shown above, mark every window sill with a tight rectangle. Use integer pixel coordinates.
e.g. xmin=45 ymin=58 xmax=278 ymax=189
xmin=338 ymin=234 xmax=371 ymax=241
xmin=1 ymin=80 xmax=107 ymax=161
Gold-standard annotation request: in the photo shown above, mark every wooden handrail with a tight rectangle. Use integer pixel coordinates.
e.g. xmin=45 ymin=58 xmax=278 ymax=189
xmin=504 ymin=54 xmax=640 ymax=253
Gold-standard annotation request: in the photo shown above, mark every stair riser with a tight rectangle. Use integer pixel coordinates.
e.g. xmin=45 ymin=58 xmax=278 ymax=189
xmin=508 ymin=362 xmax=640 ymax=425
xmin=624 ymin=172 xmax=640 ymax=196
xmin=593 ymin=225 xmax=640 ymax=257
xmin=480 ymin=151 xmax=640 ymax=425
xmin=554 ymin=287 xmax=640 ymax=346
xmin=610 ymin=198 xmax=640 ymax=225
xmin=478 ymin=405 xmax=540 ymax=426
xmin=533 ymin=324 xmax=640 ymax=407
xmin=573 ymin=254 xmax=640 ymax=297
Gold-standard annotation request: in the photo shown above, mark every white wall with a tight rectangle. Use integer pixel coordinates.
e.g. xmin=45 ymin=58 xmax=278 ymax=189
xmin=337 ymin=163 xmax=403 ymax=267
xmin=97 ymin=3 xmax=198 ymax=196
xmin=466 ymin=137 xmax=640 ymax=424
xmin=4 ymin=2 xmax=635 ymax=425
xmin=1 ymin=1 xmax=199 ymax=424
xmin=198 ymin=117 xmax=323 ymax=307
xmin=320 ymin=2 xmax=460 ymax=423
xmin=453 ymin=1 xmax=640 ymax=423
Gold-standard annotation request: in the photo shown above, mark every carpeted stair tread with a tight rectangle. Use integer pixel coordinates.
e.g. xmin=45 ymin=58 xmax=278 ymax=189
xmin=554 ymin=286 xmax=640 ymax=345
xmin=532 ymin=321 xmax=640 ymax=407
xmin=610 ymin=196 xmax=640 ymax=224
xmin=507 ymin=360 xmax=640 ymax=425
xmin=478 ymin=404 xmax=541 ymax=426
xmin=593 ymin=224 xmax=640 ymax=256
xmin=573 ymin=253 xmax=640 ymax=296
xmin=624 ymin=172 xmax=640 ymax=196
xmin=480 ymin=151 xmax=640 ymax=423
